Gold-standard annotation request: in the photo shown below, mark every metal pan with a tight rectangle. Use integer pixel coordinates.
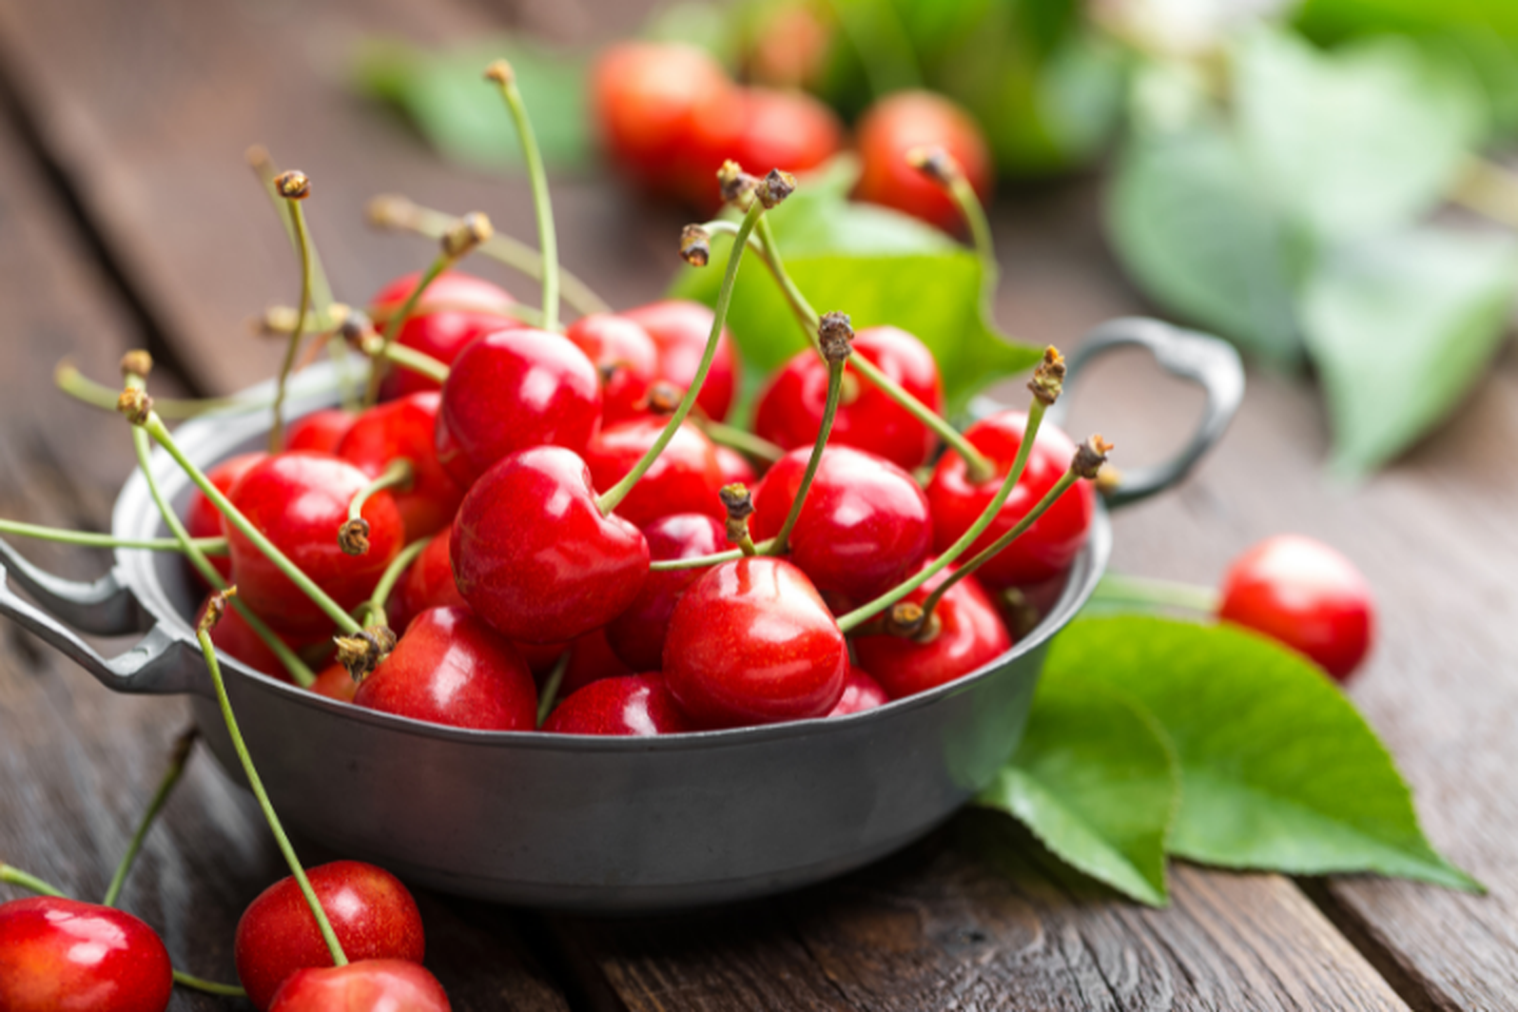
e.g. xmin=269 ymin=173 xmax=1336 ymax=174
xmin=0 ymin=318 xmax=1242 ymax=913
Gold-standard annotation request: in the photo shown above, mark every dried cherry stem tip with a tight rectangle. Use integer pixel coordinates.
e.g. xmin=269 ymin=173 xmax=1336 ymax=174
xmin=768 ymin=313 xmax=852 ymax=557
xmin=488 ymin=58 xmax=561 ymax=333
xmin=680 ymin=225 xmax=711 ymax=267
xmin=720 ymin=483 xmax=758 ymax=557
xmin=102 ymin=728 xmax=197 ymax=908
xmin=335 ymin=625 xmax=396 ymax=681
xmin=341 ymin=459 xmax=412 ymax=556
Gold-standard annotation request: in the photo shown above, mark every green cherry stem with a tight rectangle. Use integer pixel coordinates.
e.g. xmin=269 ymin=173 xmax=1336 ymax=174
xmin=1091 ymin=573 xmax=1219 ymax=614
xmin=355 ymin=333 xmax=450 ymax=385
xmin=270 ymin=172 xmax=315 ymax=453
xmin=365 ymin=255 xmax=447 ymax=405
xmin=768 ymin=339 xmax=848 ymax=556
xmin=0 ymin=864 xmax=66 ymax=898
xmin=698 ymin=419 xmax=784 ymax=463
xmin=173 ymin=972 xmax=248 ymax=998
xmin=102 ymin=729 xmax=197 ymax=908
xmin=348 ymin=460 xmax=412 ymax=525
xmin=0 ymin=519 xmax=225 ymax=555
xmin=648 ymin=537 xmax=779 ymax=571
xmin=536 ymin=650 xmax=571 ymax=727
xmin=248 ymin=147 xmax=337 ymax=314
xmin=487 ymin=60 xmax=560 ymax=333
xmin=56 ymin=361 xmax=264 ymax=419
xmin=358 ymin=535 xmax=429 ymax=628
xmin=597 ymin=200 xmax=768 ymax=515
xmin=196 ymin=595 xmax=348 ymax=967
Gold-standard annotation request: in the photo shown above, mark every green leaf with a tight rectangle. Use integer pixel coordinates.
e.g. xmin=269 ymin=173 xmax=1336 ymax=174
xmin=980 ymin=677 xmax=1178 ymax=906
xmin=1299 ymin=225 xmax=1518 ymax=475
xmin=1108 ymin=118 xmax=1304 ymax=366
xmin=1050 ymin=615 xmax=1480 ymax=890
xmin=1234 ymin=30 xmax=1484 ymax=244
xmin=1294 ymin=0 xmax=1518 ymax=42
xmin=352 ymin=37 xmax=592 ymax=172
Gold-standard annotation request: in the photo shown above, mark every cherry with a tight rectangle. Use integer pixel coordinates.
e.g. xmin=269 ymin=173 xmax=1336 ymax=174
xmin=283 ymin=409 xmax=357 ymax=454
xmin=558 ymin=626 xmax=634 ymax=699
xmin=452 ymin=446 xmax=649 ymax=644
xmin=269 ymin=960 xmax=450 ymax=1011
xmin=225 ymin=452 xmax=405 ymax=636
xmin=1218 ymin=534 xmax=1376 ymax=681
xmin=388 ymin=533 xmax=467 ymax=634
xmin=682 ymin=87 xmax=844 ymax=209
xmin=620 ymin=301 xmax=739 ymax=423
xmin=435 ymin=328 xmax=601 ymax=485
xmin=605 ymin=513 xmax=726 ymax=671
xmin=584 ymin=417 xmax=725 ymax=529
xmin=309 ymin=662 xmax=358 ymax=704
xmin=564 ymin=313 xmax=659 ymax=424
xmin=853 ymin=560 xmax=1013 ymax=699
xmin=186 ymin=450 xmax=266 ymax=581
xmin=335 ymin=393 xmax=465 ymax=541
xmin=542 ymin=674 xmax=694 ymax=736
xmin=751 ymin=444 xmax=932 ymax=600
xmin=828 ymin=666 xmax=890 ymax=717
xmin=0 ymin=896 xmax=173 ymax=1012
xmin=233 ymin=860 xmax=424 ymax=1011
xmin=755 ymin=326 xmax=944 ymax=471
xmin=198 ymin=593 xmax=317 ymax=681
xmin=714 ymin=444 xmax=758 ymax=486
xmin=926 ymin=411 xmax=1093 ymax=589
xmin=664 ymin=557 xmax=847 ymax=728
xmin=353 ymin=606 xmax=537 ymax=731
xmin=746 ymin=4 xmax=830 ymax=88
xmin=854 ymin=90 xmax=993 ymax=231
xmin=369 ymin=270 xmax=523 ymax=399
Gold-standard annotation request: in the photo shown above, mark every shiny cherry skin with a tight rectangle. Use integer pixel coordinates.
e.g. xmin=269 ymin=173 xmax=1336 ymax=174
xmin=269 ymin=960 xmax=450 ymax=1012
xmin=234 ymin=860 xmax=425 ymax=1011
xmin=664 ymin=557 xmax=847 ymax=728
xmin=1218 ymin=534 xmax=1376 ymax=681
xmin=435 ymin=328 xmax=602 ymax=485
xmin=926 ymin=411 xmax=1094 ymax=589
xmin=565 ymin=314 xmax=660 ymax=424
xmin=543 ymin=674 xmax=694 ymax=735
xmin=370 ymin=270 xmax=523 ymax=399
xmin=225 ymin=452 xmax=404 ymax=636
xmin=0 ymin=896 xmax=173 ymax=1012
xmin=752 ymin=445 xmax=931 ymax=600
xmin=309 ymin=663 xmax=358 ymax=704
xmin=336 ymin=393 xmax=465 ymax=541
xmin=584 ymin=417 xmax=725 ymax=529
xmin=854 ymin=90 xmax=993 ymax=232
xmin=714 ymin=445 xmax=758 ymax=486
xmin=828 ymin=666 xmax=890 ymax=717
xmin=284 ymin=409 xmax=357 ymax=454
xmin=853 ymin=560 xmax=1013 ymax=699
xmin=186 ymin=450 xmax=266 ymax=581
xmin=755 ymin=326 xmax=944 ymax=471
xmin=452 ymin=446 xmax=649 ymax=644
xmin=620 ymin=301 xmax=739 ymax=423
xmin=354 ymin=606 xmax=537 ymax=730
xmin=605 ymin=513 xmax=726 ymax=671
xmin=558 ymin=626 xmax=634 ymax=699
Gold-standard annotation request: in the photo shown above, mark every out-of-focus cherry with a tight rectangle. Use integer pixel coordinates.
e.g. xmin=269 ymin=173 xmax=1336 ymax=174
xmin=620 ymin=301 xmax=739 ymax=423
xmin=370 ymin=270 xmax=523 ymax=399
xmin=854 ymin=90 xmax=993 ymax=231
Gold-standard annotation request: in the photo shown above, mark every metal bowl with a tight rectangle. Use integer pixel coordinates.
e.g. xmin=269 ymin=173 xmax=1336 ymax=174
xmin=0 ymin=318 xmax=1241 ymax=912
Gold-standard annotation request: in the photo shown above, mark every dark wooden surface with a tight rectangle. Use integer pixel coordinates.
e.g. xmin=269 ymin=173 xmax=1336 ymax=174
xmin=0 ymin=0 xmax=1512 ymax=1009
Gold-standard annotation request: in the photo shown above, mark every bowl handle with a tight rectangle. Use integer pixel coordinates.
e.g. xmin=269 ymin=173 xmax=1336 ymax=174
xmin=1049 ymin=317 xmax=1244 ymax=509
xmin=0 ymin=544 xmax=205 ymax=695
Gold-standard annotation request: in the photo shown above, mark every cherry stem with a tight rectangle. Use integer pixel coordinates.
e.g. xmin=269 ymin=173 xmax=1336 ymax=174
xmin=196 ymin=605 xmax=348 ymax=967
xmin=371 ymin=297 xmax=544 ymax=330
xmin=536 ymin=650 xmax=570 ymax=726
xmin=249 ymin=147 xmax=337 ymax=314
xmin=56 ymin=360 xmax=265 ymax=419
xmin=126 ymin=379 xmax=316 ymax=687
xmin=694 ymin=420 xmax=784 ymax=463
xmin=768 ymin=358 xmax=845 ymax=556
xmin=137 ymin=412 xmax=364 ymax=637
xmin=367 ymin=195 xmax=610 ymax=317
xmin=173 ymin=972 xmax=247 ymax=998
xmin=647 ymin=536 xmax=779 ymax=571
xmin=596 ymin=201 xmax=766 ymax=515
xmin=835 ymin=400 xmax=1048 ymax=633
xmin=366 ymin=253 xmax=450 ymax=405
xmin=348 ymin=460 xmax=413 ymax=524
xmin=270 ymin=196 xmax=316 ymax=453
xmin=749 ymin=215 xmax=997 ymax=482
xmin=1092 ymin=573 xmax=1219 ymax=614
xmin=356 ymin=333 xmax=450 ymax=385
xmin=359 ymin=535 xmax=429 ymax=629
xmin=0 ymin=864 xmax=66 ymax=898
xmin=102 ymin=728 xmax=197 ymax=908
xmin=0 ymin=519 xmax=226 ymax=555
xmin=489 ymin=62 xmax=560 ymax=333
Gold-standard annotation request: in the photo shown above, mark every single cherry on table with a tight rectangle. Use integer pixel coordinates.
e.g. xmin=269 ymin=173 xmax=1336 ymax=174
xmin=268 ymin=960 xmax=450 ymax=1012
xmin=0 ymin=896 xmax=173 ymax=1012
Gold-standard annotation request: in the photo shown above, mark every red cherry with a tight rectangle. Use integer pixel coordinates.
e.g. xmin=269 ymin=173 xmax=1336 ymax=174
xmin=353 ymin=606 xmax=537 ymax=731
xmin=225 ymin=452 xmax=404 ymax=636
xmin=370 ymin=270 xmax=522 ymax=399
xmin=234 ymin=861 xmax=424 ymax=1011
xmin=269 ymin=960 xmax=450 ymax=1012
xmin=557 ymin=626 xmax=634 ymax=699
xmin=187 ymin=451 xmax=266 ymax=582
xmin=0 ymin=896 xmax=172 ymax=1012
xmin=828 ymin=666 xmax=889 ymax=717
xmin=565 ymin=314 xmax=659 ymax=424
xmin=1218 ymin=535 xmax=1375 ymax=681
xmin=435 ymin=329 xmax=602 ymax=485
xmin=714 ymin=445 xmax=758 ymax=486
xmin=584 ymin=417 xmax=725 ymax=529
xmin=309 ymin=663 xmax=358 ymax=704
xmin=852 ymin=560 xmax=1013 ymax=699
xmin=752 ymin=445 xmax=932 ymax=600
xmin=926 ymin=411 xmax=1094 ymax=589
xmin=620 ymin=301 xmax=739 ymax=422
xmin=335 ymin=393 xmax=465 ymax=541
xmin=754 ymin=326 xmax=944 ymax=471
xmin=543 ymin=674 xmax=694 ymax=735
xmin=284 ymin=409 xmax=357 ymax=454
xmin=198 ymin=593 xmax=319 ymax=681
xmin=682 ymin=87 xmax=843 ymax=209
xmin=605 ymin=513 xmax=726 ymax=671
xmin=854 ymin=90 xmax=993 ymax=231
xmin=664 ymin=557 xmax=847 ymax=728
xmin=452 ymin=447 xmax=649 ymax=644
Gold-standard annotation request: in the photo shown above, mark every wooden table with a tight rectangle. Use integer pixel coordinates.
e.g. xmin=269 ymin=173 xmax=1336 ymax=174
xmin=0 ymin=1 xmax=1514 ymax=1008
